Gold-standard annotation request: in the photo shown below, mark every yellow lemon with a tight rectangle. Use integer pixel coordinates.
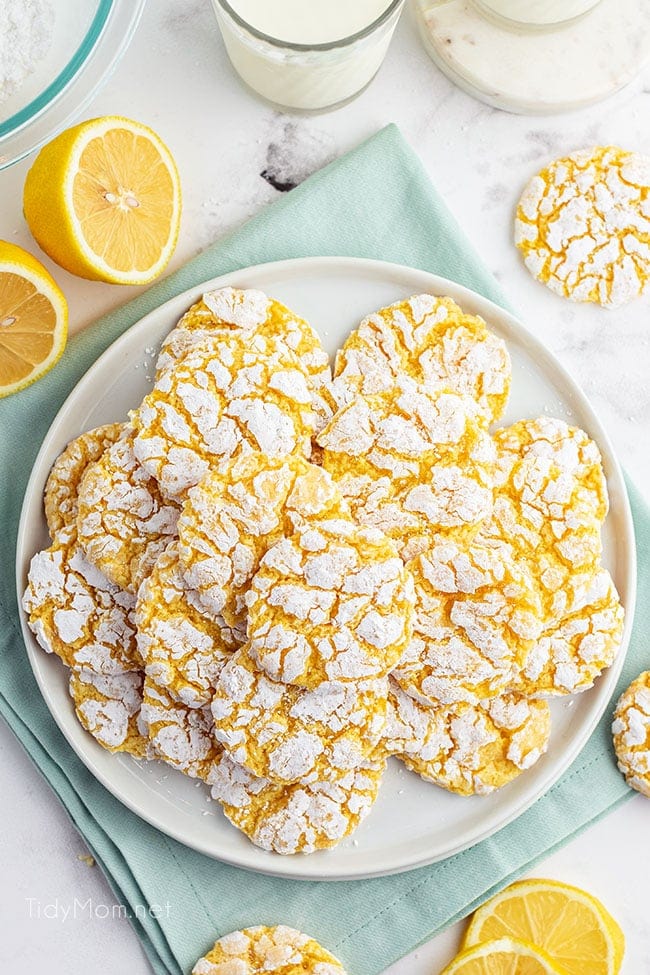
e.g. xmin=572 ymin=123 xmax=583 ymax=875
xmin=0 ymin=240 xmax=68 ymax=398
xmin=440 ymin=937 xmax=569 ymax=975
xmin=463 ymin=879 xmax=625 ymax=975
xmin=23 ymin=116 xmax=181 ymax=285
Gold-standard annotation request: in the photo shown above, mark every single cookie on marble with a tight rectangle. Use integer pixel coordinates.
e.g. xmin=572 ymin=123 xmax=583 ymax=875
xmin=22 ymin=525 xmax=140 ymax=675
xmin=392 ymin=538 xmax=543 ymax=708
xmin=76 ymin=426 xmax=180 ymax=593
xmin=191 ymin=925 xmax=347 ymax=975
xmin=177 ymin=452 xmax=348 ymax=630
xmin=44 ymin=423 xmax=125 ymax=538
xmin=318 ymin=378 xmax=495 ymax=559
xmin=383 ymin=682 xmax=551 ymax=796
xmin=515 ymin=146 xmax=650 ymax=308
xmin=209 ymin=751 xmax=385 ymax=854
xmin=212 ymin=645 xmax=388 ymax=784
xmin=613 ymin=671 xmax=650 ymax=798
xmin=332 ymin=294 xmax=511 ymax=423
xmin=246 ymin=521 xmax=415 ymax=689
xmin=132 ymin=330 xmax=316 ymax=501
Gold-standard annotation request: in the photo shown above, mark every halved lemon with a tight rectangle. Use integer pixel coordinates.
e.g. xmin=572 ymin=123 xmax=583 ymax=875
xmin=463 ymin=879 xmax=624 ymax=975
xmin=0 ymin=241 xmax=68 ymax=398
xmin=440 ymin=937 xmax=568 ymax=975
xmin=23 ymin=116 xmax=181 ymax=285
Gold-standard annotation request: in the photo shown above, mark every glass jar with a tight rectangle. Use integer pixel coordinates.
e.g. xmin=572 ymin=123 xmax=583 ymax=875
xmin=473 ymin=0 xmax=602 ymax=28
xmin=210 ymin=0 xmax=405 ymax=112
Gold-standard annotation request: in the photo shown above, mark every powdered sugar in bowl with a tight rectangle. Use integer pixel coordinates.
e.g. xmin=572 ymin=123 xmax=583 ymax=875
xmin=0 ymin=0 xmax=146 ymax=171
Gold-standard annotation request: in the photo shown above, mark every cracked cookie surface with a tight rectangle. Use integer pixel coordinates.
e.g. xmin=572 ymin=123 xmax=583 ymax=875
xmin=191 ymin=925 xmax=347 ymax=975
xmin=69 ymin=667 xmax=149 ymax=757
xmin=613 ymin=671 xmax=650 ymax=798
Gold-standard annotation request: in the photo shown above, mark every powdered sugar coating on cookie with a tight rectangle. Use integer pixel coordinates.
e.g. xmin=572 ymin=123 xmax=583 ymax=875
xmin=613 ymin=671 xmax=650 ymax=798
xmin=392 ymin=539 xmax=543 ymax=707
xmin=178 ymin=452 xmax=348 ymax=629
xmin=209 ymin=751 xmax=385 ymax=854
xmin=133 ymin=331 xmax=316 ymax=500
xmin=246 ymin=522 xmax=415 ymax=689
xmin=136 ymin=541 xmax=240 ymax=709
xmin=318 ymin=379 xmax=495 ymax=559
xmin=191 ymin=925 xmax=347 ymax=975
xmin=332 ymin=294 xmax=511 ymax=423
xmin=44 ymin=423 xmax=124 ymax=538
xmin=69 ymin=667 xmax=150 ymax=757
xmin=212 ymin=645 xmax=388 ymax=784
xmin=515 ymin=146 xmax=650 ymax=308
xmin=139 ymin=678 xmax=222 ymax=780
xmin=22 ymin=526 xmax=140 ymax=675
xmin=384 ymin=682 xmax=550 ymax=796
xmin=76 ymin=426 xmax=180 ymax=593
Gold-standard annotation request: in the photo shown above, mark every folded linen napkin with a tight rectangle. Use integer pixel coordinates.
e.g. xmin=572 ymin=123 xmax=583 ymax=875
xmin=0 ymin=124 xmax=646 ymax=975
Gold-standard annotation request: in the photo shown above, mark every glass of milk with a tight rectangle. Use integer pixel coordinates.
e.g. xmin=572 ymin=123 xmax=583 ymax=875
xmin=473 ymin=0 xmax=602 ymax=28
xmin=211 ymin=0 xmax=405 ymax=111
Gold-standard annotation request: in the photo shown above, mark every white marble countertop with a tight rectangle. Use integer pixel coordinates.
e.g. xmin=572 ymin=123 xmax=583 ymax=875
xmin=1 ymin=1 xmax=649 ymax=973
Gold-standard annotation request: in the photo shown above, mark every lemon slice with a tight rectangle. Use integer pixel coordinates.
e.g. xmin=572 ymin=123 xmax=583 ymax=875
xmin=0 ymin=241 xmax=68 ymax=398
xmin=440 ymin=937 xmax=568 ymax=975
xmin=23 ymin=116 xmax=181 ymax=285
xmin=463 ymin=879 xmax=625 ymax=975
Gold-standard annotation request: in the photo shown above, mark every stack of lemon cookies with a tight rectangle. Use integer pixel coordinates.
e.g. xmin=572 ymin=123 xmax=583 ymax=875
xmin=23 ymin=287 xmax=625 ymax=854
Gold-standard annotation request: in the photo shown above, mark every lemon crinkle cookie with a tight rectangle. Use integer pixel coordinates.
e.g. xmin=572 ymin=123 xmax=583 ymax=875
xmin=177 ymin=452 xmax=348 ymax=630
xmin=157 ymin=288 xmax=334 ymax=431
xmin=135 ymin=541 xmax=241 ymax=709
xmin=515 ymin=145 xmax=650 ymax=308
xmin=318 ymin=378 xmax=495 ymax=559
xmin=383 ymin=682 xmax=551 ymax=796
xmin=69 ymin=667 xmax=150 ymax=758
xmin=76 ymin=426 xmax=180 ymax=593
xmin=212 ymin=645 xmax=388 ymax=784
xmin=44 ymin=423 xmax=124 ymax=537
xmin=191 ymin=925 xmax=347 ymax=975
xmin=613 ymin=671 xmax=650 ymax=798
xmin=392 ymin=539 xmax=543 ymax=708
xmin=332 ymin=294 xmax=511 ymax=423
xmin=209 ymin=751 xmax=385 ymax=854
xmin=22 ymin=525 xmax=140 ymax=675
xmin=246 ymin=521 xmax=415 ymax=688
xmin=132 ymin=331 xmax=316 ymax=500
xmin=139 ymin=677 xmax=222 ymax=781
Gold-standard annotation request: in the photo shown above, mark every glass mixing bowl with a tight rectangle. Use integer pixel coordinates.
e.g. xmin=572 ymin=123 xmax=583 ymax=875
xmin=0 ymin=0 xmax=147 ymax=170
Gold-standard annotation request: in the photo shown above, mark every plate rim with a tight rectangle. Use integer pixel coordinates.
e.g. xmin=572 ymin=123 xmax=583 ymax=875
xmin=16 ymin=255 xmax=638 ymax=881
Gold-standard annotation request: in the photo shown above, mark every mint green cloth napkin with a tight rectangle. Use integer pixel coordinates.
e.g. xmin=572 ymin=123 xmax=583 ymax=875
xmin=1 ymin=124 xmax=647 ymax=975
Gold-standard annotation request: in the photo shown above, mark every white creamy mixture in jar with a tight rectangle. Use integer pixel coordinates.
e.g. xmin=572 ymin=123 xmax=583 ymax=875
xmin=475 ymin=0 xmax=602 ymax=26
xmin=211 ymin=0 xmax=403 ymax=111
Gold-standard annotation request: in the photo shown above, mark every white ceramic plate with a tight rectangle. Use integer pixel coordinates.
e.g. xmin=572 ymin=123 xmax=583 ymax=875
xmin=16 ymin=257 xmax=636 ymax=881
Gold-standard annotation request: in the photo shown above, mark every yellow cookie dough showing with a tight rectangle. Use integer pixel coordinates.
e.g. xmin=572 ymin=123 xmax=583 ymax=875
xmin=332 ymin=294 xmax=511 ymax=423
xmin=133 ymin=331 xmax=316 ymax=501
xmin=482 ymin=416 xmax=607 ymax=626
xmin=139 ymin=677 xmax=222 ymax=780
xmin=44 ymin=423 xmax=125 ymax=538
xmin=69 ymin=666 xmax=150 ymax=758
xmin=613 ymin=671 xmax=650 ymax=798
xmin=392 ymin=539 xmax=543 ymax=708
xmin=515 ymin=568 xmax=624 ymax=697
xmin=318 ymin=378 xmax=495 ymax=559
xmin=212 ymin=645 xmax=388 ymax=784
xmin=22 ymin=525 xmax=140 ymax=675
xmin=177 ymin=452 xmax=349 ymax=630
xmin=246 ymin=521 xmax=415 ymax=689
xmin=135 ymin=541 xmax=241 ymax=709
xmin=76 ymin=426 xmax=180 ymax=593
xmin=156 ymin=287 xmax=334 ymax=431
xmin=384 ymin=682 xmax=551 ymax=796
xmin=191 ymin=925 xmax=347 ymax=975
xmin=209 ymin=751 xmax=385 ymax=854
xmin=515 ymin=146 xmax=650 ymax=308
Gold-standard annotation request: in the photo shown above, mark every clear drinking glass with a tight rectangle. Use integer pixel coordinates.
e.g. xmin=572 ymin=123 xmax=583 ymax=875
xmin=211 ymin=0 xmax=405 ymax=112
